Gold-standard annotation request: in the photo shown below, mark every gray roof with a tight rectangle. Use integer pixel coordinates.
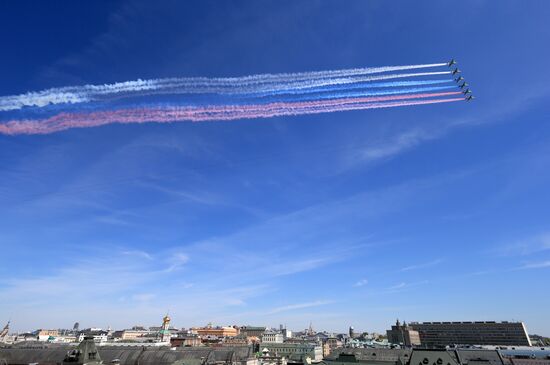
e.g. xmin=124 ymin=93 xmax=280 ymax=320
xmin=0 ymin=344 xmax=255 ymax=365
xmin=0 ymin=347 xmax=69 ymax=364
xmin=455 ymin=349 xmax=505 ymax=365
xmin=326 ymin=348 xmax=413 ymax=363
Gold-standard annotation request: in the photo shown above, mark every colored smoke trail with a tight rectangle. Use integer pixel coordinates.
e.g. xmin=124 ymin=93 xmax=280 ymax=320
xmin=0 ymin=92 xmax=463 ymax=135
xmin=0 ymin=65 xmax=450 ymax=112
xmin=248 ymin=79 xmax=454 ymax=97
xmin=0 ymin=62 xmax=469 ymax=135
xmin=91 ymin=71 xmax=453 ymax=100
xmin=247 ymin=85 xmax=457 ymax=104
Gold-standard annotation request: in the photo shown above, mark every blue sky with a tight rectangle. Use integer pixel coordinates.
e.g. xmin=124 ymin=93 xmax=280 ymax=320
xmin=1 ymin=1 xmax=550 ymax=335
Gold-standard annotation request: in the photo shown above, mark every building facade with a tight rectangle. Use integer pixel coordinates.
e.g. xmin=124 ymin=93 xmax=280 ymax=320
xmin=112 ymin=329 xmax=150 ymax=341
xmin=386 ymin=320 xmax=421 ymax=347
xmin=170 ymin=334 xmax=202 ymax=347
xmin=322 ymin=337 xmax=341 ymax=357
xmin=241 ymin=327 xmax=267 ymax=338
xmin=262 ymin=331 xmax=284 ymax=344
xmin=194 ymin=325 xmax=239 ymax=337
xmin=408 ymin=321 xmax=531 ymax=347
xmin=77 ymin=330 xmax=109 ymax=343
xmin=35 ymin=329 xmax=59 ymax=341
xmin=260 ymin=343 xmax=323 ymax=362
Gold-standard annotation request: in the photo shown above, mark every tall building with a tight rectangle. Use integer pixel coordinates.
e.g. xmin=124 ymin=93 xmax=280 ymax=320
xmin=407 ymin=321 xmax=531 ymax=347
xmin=386 ymin=320 xmax=421 ymax=347
xmin=282 ymin=328 xmax=293 ymax=340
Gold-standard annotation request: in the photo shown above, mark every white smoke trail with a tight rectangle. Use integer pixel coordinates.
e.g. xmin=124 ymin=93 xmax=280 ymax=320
xmin=0 ymin=63 xmax=448 ymax=111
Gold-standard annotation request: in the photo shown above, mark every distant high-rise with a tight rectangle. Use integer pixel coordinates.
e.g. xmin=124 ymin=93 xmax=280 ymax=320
xmin=407 ymin=321 xmax=531 ymax=347
xmin=73 ymin=322 xmax=80 ymax=331
xmin=349 ymin=326 xmax=355 ymax=338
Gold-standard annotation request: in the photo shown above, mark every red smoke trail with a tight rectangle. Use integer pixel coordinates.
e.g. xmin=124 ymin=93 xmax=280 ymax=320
xmin=0 ymin=92 xmax=463 ymax=135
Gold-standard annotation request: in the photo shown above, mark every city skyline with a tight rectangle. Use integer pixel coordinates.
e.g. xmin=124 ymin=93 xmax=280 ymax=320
xmin=1 ymin=1 xmax=550 ymax=335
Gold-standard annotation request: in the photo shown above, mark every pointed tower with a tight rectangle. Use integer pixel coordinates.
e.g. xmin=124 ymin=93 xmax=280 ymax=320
xmin=0 ymin=321 xmax=9 ymax=340
xmin=159 ymin=314 xmax=171 ymax=343
xmin=308 ymin=322 xmax=314 ymax=336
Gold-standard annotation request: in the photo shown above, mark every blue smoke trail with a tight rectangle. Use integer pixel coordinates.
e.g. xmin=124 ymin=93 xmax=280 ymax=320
xmin=240 ymin=85 xmax=457 ymax=104
xmin=245 ymin=79 xmax=454 ymax=98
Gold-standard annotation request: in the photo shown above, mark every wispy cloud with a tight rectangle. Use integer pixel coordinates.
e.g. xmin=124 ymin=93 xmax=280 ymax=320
xmin=361 ymin=128 xmax=438 ymax=162
xmin=267 ymin=300 xmax=333 ymax=314
xmin=496 ymin=233 xmax=550 ymax=256
xmin=353 ymin=279 xmax=369 ymax=287
xmin=122 ymin=250 xmax=153 ymax=260
xmin=388 ymin=282 xmax=406 ymax=290
xmin=385 ymin=280 xmax=429 ymax=293
xmin=0 ymin=247 xmax=272 ymax=331
xmin=342 ymin=85 xmax=550 ymax=170
xmin=400 ymin=259 xmax=443 ymax=272
xmin=165 ymin=252 xmax=190 ymax=272
xmin=515 ymin=261 xmax=550 ymax=270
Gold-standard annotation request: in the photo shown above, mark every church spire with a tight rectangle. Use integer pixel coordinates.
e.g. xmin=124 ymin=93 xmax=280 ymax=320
xmin=160 ymin=314 xmax=171 ymax=343
xmin=0 ymin=320 xmax=9 ymax=339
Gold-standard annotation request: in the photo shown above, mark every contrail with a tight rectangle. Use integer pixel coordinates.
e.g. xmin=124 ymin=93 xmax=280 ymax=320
xmin=246 ymin=85 xmax=457 ymax=104
xmin=246 ymin=79 xmax=453 ymax=97
xmin=0 ymin=92 xmax=463 ymax=135
xmin=0 ymin=62 xmax=469 ymax=135
xmin=93 ymin=71 xmax=452 ymax=100
xmin=0 ymin=65 xmax=449 ymax=111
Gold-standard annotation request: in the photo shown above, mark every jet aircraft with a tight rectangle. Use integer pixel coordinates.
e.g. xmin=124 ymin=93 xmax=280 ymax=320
xmin=451 ymin=68 xmax=461 ymax=75
xmin=462 ymin=88 xmax=472 ymax=95
xmin=458 ymin=82 xmax=469 ymax=89
xmin=466 ymin=95 xmax=475 ymax=101
xmin=448 ymin=59 xmax=457 ymax=67
xmin=454 ymin=76 xmax=464 ymax=83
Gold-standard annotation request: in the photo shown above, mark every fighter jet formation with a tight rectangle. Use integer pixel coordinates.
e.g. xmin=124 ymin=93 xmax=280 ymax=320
xmin=448 ymin=59 xmax=474 ymax=101
xmin=0 ymin=61 xmax=473 ymax=135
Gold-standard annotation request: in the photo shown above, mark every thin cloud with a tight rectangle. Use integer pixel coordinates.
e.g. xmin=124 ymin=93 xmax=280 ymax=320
xmin=386 ymin=280 xmax=429 ymax=293
xmin=361 ymin=129 xmax=435 ymax=162
xmin=388 ymin=282 xmax=406 ymax=290
xmin=122 ymin=250 xmax=153 ymax=260
xmin=516 ymin=261 xmax=550 ymax=270
xmin=400 ymin=259 xmax=443 ymax=272
xmin=497 ymin=233 xmax=550 ymax=256
xmin=353 ymin=279 xmax=368 ymax=287
xmin=267 ymin=300 xmax=333 ymax=314
xmin=165 ymin=252 xmax=190 ymax=272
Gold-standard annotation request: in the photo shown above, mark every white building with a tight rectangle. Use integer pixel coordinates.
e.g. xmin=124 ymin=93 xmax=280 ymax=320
xmin=282 ymin=329 xmax=292 ymax=340
xmin=78 ymin=330 xmax=109 ymax=343
xmin=260 ymin=343 xmax=323 ymax=362
xmin=261 ymin=330 xmax=284 ymax=343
